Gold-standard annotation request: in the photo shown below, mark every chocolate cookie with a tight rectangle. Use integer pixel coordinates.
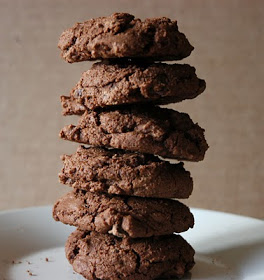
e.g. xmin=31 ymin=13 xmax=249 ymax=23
xmin=53 ymin=189 xmax=194 ymax=238
xmin=66 ymin=229 xmax=195 ymax=280
xmin=58 ymin=13 xmax=193 ymax=63
xmin=61 ymin=62 xmax=206 ymax=114
xmin=59 ymin=145 xmax=193 ymax=198
xmin=60 ymin=105 xmax=208 ymax=161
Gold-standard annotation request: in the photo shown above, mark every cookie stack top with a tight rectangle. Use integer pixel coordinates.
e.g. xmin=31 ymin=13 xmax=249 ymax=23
xmin=55 ymin=12 xmax=208 ymax=280
xmin=58 ymin=13 xmax=193 ymax=62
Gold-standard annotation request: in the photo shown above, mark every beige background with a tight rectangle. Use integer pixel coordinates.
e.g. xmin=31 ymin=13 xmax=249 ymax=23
xmin=0 ymin=0 xmax=263 ymax=218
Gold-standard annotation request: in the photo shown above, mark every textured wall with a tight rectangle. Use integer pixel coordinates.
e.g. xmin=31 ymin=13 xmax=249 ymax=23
xmin=0 ymin=0 xmax=263 ymax=218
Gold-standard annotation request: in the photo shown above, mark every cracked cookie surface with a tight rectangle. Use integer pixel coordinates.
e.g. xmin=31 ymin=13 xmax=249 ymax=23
xmin=59 ymin=145 xmax=193 ymax=198
xmin=60 ymin=105 xmax=208 ymax=161
xmin=53 ymin=189 xmax=194 ymax=238
xmin=66 ymin=229 xmax=195 ymax=280
xmin=61 ymin=61 xmax=205 ymax=113
xmin=58 ymin=13 xmax=193 ymax=62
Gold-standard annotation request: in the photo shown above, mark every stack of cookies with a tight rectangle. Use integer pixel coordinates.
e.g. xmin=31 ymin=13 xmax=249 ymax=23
xmin=53 ymin=13 xmax=208 ymax=280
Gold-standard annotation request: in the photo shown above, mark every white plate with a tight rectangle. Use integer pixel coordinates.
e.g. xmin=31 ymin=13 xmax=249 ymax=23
xmin=0 ymin=207 xmax=264 ymax=280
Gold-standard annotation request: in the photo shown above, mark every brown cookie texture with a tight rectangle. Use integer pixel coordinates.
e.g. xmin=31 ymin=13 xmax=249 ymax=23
xmin=59 ymin=105 xmax=208 ymax=161
xmin=53 ymin=189 xmax=194 ymax=238
xmin=59 ymin=145 xmax=193 ymax=199
xmin=58 ymin=13 xmax=193 ymax=63
xmin=61 ymin=62 xmax=206 ymax=114
xmin=66 ymin=229 xmax=195 ymax=280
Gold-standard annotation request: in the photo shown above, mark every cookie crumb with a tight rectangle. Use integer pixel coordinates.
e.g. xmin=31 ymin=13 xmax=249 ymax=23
xmin=45 ymin=257 xmax=49 ymax=262
xmin=12 ymin=260 xmax=22 ymax=264
xmin=27 ymin=270 xmax=36 ymax=276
